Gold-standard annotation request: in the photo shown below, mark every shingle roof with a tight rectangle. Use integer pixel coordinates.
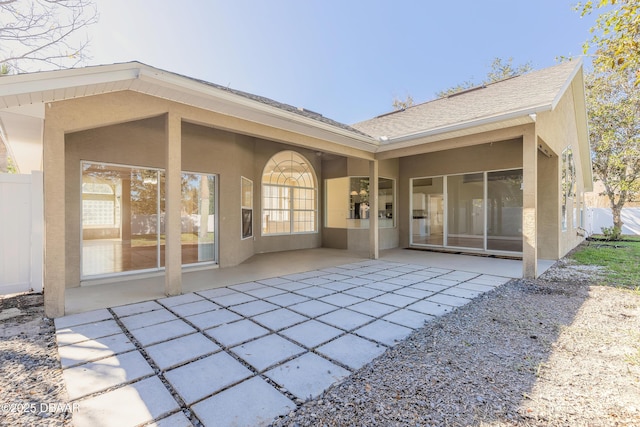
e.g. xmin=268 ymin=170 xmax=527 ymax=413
xmin=351 ymin=60 xmax=581 ymax=140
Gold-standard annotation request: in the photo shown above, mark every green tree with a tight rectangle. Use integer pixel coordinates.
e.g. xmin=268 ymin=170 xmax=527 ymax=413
xmin=436 ymin=57 xmax=532 ymax=97
xmin=392 ymin=94 xmax=415 ymax=111
xmin=586 ymin=67 xmax=640 ymax=233
xmin=0 ymin=0 xmax=98 ymax=73
xmin=577 ymin=0 xmax=640 ymax=85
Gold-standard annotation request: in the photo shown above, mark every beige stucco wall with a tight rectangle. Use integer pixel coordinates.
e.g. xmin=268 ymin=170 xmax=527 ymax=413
xmin=537 ymin=84 xmax=588 ymax=258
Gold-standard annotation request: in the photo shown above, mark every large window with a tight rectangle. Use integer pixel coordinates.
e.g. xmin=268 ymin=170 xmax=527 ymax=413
xmin=325 ymin=176 xmax=395 ymax=229
xmin=81 ymin=162 xmax=217 ymax=278
xmin=262 ymin=151 xmax=317 ymax=235
xmin=410 ymin=168 xmax=523 ymax=254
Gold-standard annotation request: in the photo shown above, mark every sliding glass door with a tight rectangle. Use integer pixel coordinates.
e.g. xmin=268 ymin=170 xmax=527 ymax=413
xmin=410 ymin=169 xmax=523 ymax=254
xmin=81 ymin=162 xmax=217 ymax=278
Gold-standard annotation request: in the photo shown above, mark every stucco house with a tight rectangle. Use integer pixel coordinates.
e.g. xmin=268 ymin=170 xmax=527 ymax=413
xmin=0 ymin=59 xmax=592 ymax=317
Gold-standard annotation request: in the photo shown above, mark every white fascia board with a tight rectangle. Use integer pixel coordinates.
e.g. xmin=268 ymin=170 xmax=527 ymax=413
xmin=136 ymin=68 xmax=380 ymax=150
xmin=551 ymin=58 xmax=583 ymax=111
xmin=380 ymin=104 xmax=550 ymax=148
xmin=0 ymin=67 xmax=139 ymax=103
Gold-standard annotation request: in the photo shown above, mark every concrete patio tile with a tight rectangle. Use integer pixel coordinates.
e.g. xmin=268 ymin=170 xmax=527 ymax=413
xmin=374 ymin=269 xmax=404 ymax=278
xmin=280 ymin=320 xmax=343 ymax=348
xmin=317 ymin=334 xmax=386 ymax=370
xmin=231 ymin=334 xmax=305 ymax=371
xmin=382 ymin=309 xmax=435 ymax=329
xmin=192 ymin=376 xmax=295 ymax=427
xmin=388 ymin=265 xmax=422 ymax=273
xmin=439 ymin=271 xmax=480 ymax=281
xmin=165 ymin=352 xmax=253 ymax=405
xmin=251 ymin=308 xmax=308 ymax=331
xmin=343 ymin=286 xmax=385 ymax=299
xmin=318 ymin=266 xmax=354 ymax=275
xmin=317 ymin=309 xmax=375 ymax=331
xmin=120 ymin=309 xmax=177 ymax=330
xmin=209 ymin=292 xmax=257 ymax=307
xmin=319 ymin=281 xmax=356 ymax=292
xmin=289 ymin=300 xmax=337 ymax=317
xmin=230 ymin=300 xmax=279 ymax=317
xmin=341 ymin=277 xmax=374 ymax=286
xmin=244 ymin=286 xmax=287 ymax=299
xmin=265 ymin=292 xmax=309 ymax=307
xmin=427 ymin=278 xmax=460 ymax=287
xmin=256 ymin=277 xmax=294 ymax=286
xmin=319 ymin=293 xmax=363 ymax=308
xmin=158 ymin=293 xmax=204 ymax=308
xmin=150 ymin=412 xmax=193 ymax=427
xmin=186 ymin=308 xmax=242 ymax=330
xmin=205 ymin=319 xmax=269 ymax=347
xmin=318 ymin=273 xmax=352 ymax=282
xmin=385 ymin=276 xmax=423 ymax=286
xmin=265 ymin=352 xmax=350 ymax=400
xmin=393 ymin=287 xmax=434 ymax=299
xmin=55 ymin=309 xmax=112 ymax=329
xmin=279 ymin=271 xmax=319 ymax=281
xmin=298 ymin=277 xmax=334 ymax=287
xmin=197 ymin=287 xmax=236 ymax=299
xmin=72 ymin=377 xmax=179 ymax=427
xmin=63 ymin=350 xmax=154 ymax=400
xmin=372 ymin=293 xmax=417 ymax=308
xmin=58 ymin=333 xmax=135 ymax=368
xmin=129 ymin=319 xmax=196 ymax=347
xmin=294 ymin=286 xmax=335 ymax=299
xmin=406 ymin=300 xmax=454 ymax=317
xmin=229 ymin=281 xmax=264 ymax=292
xmin=410 ymin=282 xmax=449 ymax=292
xmin=427 ymin=293 xmax=473 ymax=307
xmin=455 ymin=282 xmax=495 ymax=292
xmin=145 ymin=333 xmax=220 ymax=371
xmin=355 ymin=320 xmax=414 ymax=346
xmin=427 ymin=267 xmax=454 ymax=274
xmin=468 ymin=274 xmax=509 ymax=286
xmin=271 ymin=281 xmax=310 ymax=291
xmin=169 ymin=300 xmax=220 ymax=317
xmin=365 ymin=282 xmax=403 ymax=292
xmin=112 ymin=300 xmax=164 ymax=317
xmin=56 ymin=319 xmax=123 ymax=346
xmin=358 ymin=273 xmax=391 ymax=282
xmin=412 ymin=269 xmax=443 ymax=279
xmin=442 ymin=286 xmax=483 ymax=299
xmin=348 ymin=300 xmax=397 ymax=317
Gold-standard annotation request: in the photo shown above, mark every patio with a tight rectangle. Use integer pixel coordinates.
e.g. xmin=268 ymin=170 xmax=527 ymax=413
xmin=53 ymin=251 xmax=536 ymax=426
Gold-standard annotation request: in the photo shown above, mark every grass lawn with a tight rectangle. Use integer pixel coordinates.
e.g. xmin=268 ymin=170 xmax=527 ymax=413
xmin=571 ymin=235 xmax=640 ymax=290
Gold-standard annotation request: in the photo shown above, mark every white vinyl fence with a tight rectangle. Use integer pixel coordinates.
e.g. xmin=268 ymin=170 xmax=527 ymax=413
xmin=585 ymin=207 xmax=640 ymax=236
xmin=0 ymin=172 xmax=43 ymax=295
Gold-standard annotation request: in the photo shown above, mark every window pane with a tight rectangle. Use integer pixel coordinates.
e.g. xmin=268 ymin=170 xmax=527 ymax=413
xmin=447 ymin=173 xmax=484 ymax=249
xmin=411 ymin=177 xmax=444 ymax=245
xmin=487 ymin=170 xmax=523 ymax=252
xmin=82 ymin=163 xmax=162 ymax=276
xmin=181 ymin=173 xmax=216 ymax=264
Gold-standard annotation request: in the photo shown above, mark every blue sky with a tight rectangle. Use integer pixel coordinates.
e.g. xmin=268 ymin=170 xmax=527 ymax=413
xmin=89 ymin=0 xmax=597 ymax=124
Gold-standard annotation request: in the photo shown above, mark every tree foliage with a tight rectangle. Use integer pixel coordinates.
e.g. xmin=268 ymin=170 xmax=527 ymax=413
xmin=392 ymin=94 xmax=414 ymax=111
xmin=577 ymin=0 xmax=640 ymax=85
xmin=436 ymin=57 xmax=532 ymax=97
xmin=586 ymin=67 xmax=640 ymax=232
xmin=0 ymin=0 xmax=98 ymax=73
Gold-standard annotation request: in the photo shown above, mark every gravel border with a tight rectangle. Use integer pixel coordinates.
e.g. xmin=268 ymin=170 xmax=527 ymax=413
xmin=1 ymin=257 xmax=639 ymax=426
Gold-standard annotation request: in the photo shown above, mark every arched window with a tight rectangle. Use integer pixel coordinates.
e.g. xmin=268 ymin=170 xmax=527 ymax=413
xmin=262 ymin=151 xmax=317 ymax=235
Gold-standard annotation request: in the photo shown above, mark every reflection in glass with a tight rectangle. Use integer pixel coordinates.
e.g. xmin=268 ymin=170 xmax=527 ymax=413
xmin=181 ymin=173 xmax=216 ymax=264
xmin=411 ymin=177 xmax=444 ymax=245
xmin=447 ymin=173 xmax=484 ymax=249
xmin=487 ymin=170 xmax=523 ymax=252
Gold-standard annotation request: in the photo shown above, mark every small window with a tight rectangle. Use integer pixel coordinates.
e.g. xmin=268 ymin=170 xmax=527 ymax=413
xmin=241 ymin=177 xmax=253 ymax=239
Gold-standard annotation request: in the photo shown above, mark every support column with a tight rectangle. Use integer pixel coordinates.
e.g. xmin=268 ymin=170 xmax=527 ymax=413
xmin=522 ymin=127 xmax=538 ymax=278
xmin=369 ymin=160 xmax=379 ymax=259
xmin=43 ymin=124 xmax=65 ymax=318
xmin=165 ymin=113 xmax=182 ymax=296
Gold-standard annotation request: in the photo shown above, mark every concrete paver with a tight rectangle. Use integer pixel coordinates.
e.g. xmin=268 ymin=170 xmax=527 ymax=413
xmin=56 ymin=260 xmax=510 ymax=427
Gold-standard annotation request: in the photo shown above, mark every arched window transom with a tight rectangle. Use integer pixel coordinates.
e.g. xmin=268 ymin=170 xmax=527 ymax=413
xmin=262 ymin=151 xmax=317 ymax=235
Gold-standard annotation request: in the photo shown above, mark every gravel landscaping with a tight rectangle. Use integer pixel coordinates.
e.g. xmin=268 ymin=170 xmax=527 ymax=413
xmin=1 ymin=255 xmax=639 ymax=427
